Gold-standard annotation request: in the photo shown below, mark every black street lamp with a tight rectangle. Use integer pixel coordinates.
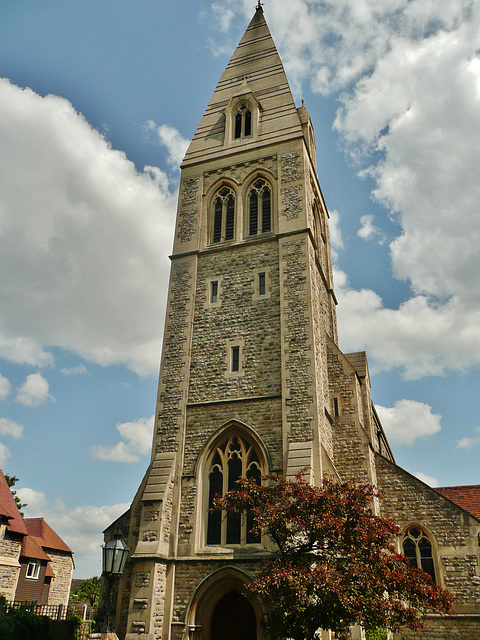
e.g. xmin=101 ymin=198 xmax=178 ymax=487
xmin=101 ymin=533 xmax=129 ymax=635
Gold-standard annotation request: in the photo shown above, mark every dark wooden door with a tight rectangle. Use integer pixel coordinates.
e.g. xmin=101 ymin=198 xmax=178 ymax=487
xmin=210 ymin=591 xmax=256 ymax=640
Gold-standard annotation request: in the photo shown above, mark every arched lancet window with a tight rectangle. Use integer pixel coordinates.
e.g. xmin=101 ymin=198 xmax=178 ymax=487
xmin=402 ymin=526 xmax=437 ymax=582
xmin=207 ymin=433 xmax=262 ymax=546
xmin=234 ymin=105 xmax=252 ymax=139
xmin=248 ymin=179 xmax=271 ymax=236
xmin=212 ymin=186 xmax=235 ymax=243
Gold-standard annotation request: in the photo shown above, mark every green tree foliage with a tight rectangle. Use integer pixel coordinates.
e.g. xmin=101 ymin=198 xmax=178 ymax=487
xmin=0 ymin=596 xmax=57 ymax=640
xmin=70 ymin=576 xmax=101 ymax=607
xmin=4 ymin=474 xmax=27 ymax=517
xmin=214 ymin=474 xmax=453 ymax=640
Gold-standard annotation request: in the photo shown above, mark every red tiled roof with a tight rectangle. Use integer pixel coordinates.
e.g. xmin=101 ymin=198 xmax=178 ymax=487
xmin=0 ymin=469 xmax=27 ymax=535
xmin=22 ymin=534 xmax=51 ymax=562
xmin=24 ymin=518 xmax=73 ymax=554
xmin=436 ymin=485 xmax=480 ymax=520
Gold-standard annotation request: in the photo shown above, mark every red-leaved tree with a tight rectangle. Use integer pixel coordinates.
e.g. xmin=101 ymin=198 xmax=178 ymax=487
xmin=213 ymin=473 xmax=453 ymax=640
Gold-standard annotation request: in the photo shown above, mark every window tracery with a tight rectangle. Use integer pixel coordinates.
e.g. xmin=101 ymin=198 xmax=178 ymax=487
xmin=234 ymin=104 xmax=252 ymax=139
xmin=248 ymin=178 xmax=271 ymax=236
xmin=212 ymin=186 xmax=235 ymax=243
xmin=206 ymin=433 xmax=262 ymax=546
xmin=402 ymin=526 xmax=437 ymax=582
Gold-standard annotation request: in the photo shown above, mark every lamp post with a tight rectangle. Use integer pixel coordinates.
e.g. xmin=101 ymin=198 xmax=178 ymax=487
xmin=101 ymin=533 xmax=129 ymax=638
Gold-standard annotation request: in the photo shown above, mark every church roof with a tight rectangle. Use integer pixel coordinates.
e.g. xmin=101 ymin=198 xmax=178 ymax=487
xmin=435 ymin=485 xmax=480 ymax=521
xmin=183 ymin=7 xmax=304 ymax=166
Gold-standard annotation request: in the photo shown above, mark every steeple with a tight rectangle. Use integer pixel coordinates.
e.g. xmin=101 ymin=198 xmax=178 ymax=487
xmin=183 ymin=7 xmax=303 ymax=165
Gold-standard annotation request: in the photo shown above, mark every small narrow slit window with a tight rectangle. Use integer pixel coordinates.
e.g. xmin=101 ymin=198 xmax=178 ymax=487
xmin=333 ymin=397 xmax=339 ymax=418
xmin=211 ymin=281 xmax=218 ymax=304
xmin=231 ymin=346 xmax=240 ymax=373
xmin=258 ymin=272 xmax=266 ymax=296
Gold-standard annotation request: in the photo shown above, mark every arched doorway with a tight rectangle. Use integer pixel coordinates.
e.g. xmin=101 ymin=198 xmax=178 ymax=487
xmin=186 ymin=567 xmax=263 ymax=640
xmin=210 ymin=590 xmax=256 ymax=640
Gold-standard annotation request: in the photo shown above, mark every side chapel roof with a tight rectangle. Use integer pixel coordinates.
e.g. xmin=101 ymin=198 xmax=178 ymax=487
xmin=183 ymin=7 xmax=304 ymax=165
xmin=435 ymin=485 xmax=480 ymax=521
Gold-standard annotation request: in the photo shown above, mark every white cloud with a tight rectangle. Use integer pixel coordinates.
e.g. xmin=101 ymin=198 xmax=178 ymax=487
xmin=146 ymin=122 xmax=190 ymax=170
xmin=61 ymin=364 xmax=88 ymax=376
xmin=376 ymin=399 xmax=441 ymax=445
xmin=211 ymin=3 xmax=480 ymax=382
xmin=336 ymin=274 xmax=480 ymax=379
xmin=414 ymin=472 xmax=439 ymax=487
xmin=357 ymin=215 xmax=385 ymax=244
xmin=17 ymin=487 xmax=129 ymax=577
xmin=0 ymin=443 xmax=11 ymax=466
xmin=0 ymin=417 xmax=23 ymax=467
xmin=456 ymin=427 xmax=480 ymax=450
xmin=15 ymin=373 xmax=54 ymax=407
xmin=0 ymin=79 xmax=177 ymax=376
xmin=90 ymin=415 xmax=154 ymax=463
xmin=0 ymin=374 xmax=11 ymax=401
xmin=0 ymin=417 xmax=24 ymax=439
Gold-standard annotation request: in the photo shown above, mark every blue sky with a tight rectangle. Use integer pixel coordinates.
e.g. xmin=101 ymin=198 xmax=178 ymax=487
xmin=1 ymin=0 xmax=479 ymax=577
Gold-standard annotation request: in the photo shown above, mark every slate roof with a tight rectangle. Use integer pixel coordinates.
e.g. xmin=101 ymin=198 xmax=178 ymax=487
xmin=435 ymin=485 xmax=480 ymax=521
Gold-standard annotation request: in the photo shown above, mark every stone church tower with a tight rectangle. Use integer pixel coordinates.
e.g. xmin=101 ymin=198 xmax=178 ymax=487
xmin=111 ymin=7 xmax=480 ymax=640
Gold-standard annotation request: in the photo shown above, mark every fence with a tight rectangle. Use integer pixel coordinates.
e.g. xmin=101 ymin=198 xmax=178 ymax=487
xmin=8 ymin=600 xmax=68 ymax=620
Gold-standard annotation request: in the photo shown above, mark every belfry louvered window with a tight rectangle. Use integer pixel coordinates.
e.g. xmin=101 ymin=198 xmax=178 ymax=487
xmin=212 ymin=186 xmax=235 ymax=243
xmin=207 ymin=434 xmax=262 ymax=546
xmin=248 ymin=179 xmax=271 ymax=236
xmin=402 ymin=526 xmax=437 ymax=582
xmin=234 ymin=105 xmax=252 ymax=139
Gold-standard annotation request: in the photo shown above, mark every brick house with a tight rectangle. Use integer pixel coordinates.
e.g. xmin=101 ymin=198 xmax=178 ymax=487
xmin=107 ymin=7 xmax=480 ymax=639
xmin=0 ymin=470 xmax=74 ymax=608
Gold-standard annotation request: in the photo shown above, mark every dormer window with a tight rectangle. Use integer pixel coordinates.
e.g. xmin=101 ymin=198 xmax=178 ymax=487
xmin=234 ymin=105 xmax=252 ymax=139
xmin=224 ymin=86 xmax=261 ymax=145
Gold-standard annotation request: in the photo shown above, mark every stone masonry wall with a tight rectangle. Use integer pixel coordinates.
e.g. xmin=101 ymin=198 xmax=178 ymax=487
xmin=0 ymin=533 xmax=21 ymax=601
xmin=328 ymin=346 xmax=372 ymax=483
xmin=188 ymin=240 xmax=281 ymax=403
xmin=397 ymin=615 xmax=480 ymax=639
xmin=279 ymin=236 xmax=314 ymax=444
xmin=376 ymin=455 xmax=480 ymax=612
xmin=155 ymin=256 xmax=196 ymax=453
xmin=46 ymin=550 xmax=73 ymax=606
xmin=178 ymin=397 xmax=283 ymax=550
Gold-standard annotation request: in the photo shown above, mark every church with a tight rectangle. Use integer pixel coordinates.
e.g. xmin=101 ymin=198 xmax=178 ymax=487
xmin=106 ymin=7 xmax=480 ymax=640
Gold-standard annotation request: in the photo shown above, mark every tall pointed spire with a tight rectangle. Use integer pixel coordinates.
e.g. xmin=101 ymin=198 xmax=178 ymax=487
xmin=183 ymin=8 xmax=303 ymax=165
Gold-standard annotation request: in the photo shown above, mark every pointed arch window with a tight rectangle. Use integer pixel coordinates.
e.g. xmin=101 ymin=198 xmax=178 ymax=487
xmin=212 ymin=186 xmax=236 ymax=243
xmin=234 ymin=105 xmax=252 ymax=139
xmin=207 ymin=433 xmax=262 ymax=546
xmin=248 ymin=179 xmax=271 ymax=236
xmin=402 ymin=526 xmax=437 ymax=582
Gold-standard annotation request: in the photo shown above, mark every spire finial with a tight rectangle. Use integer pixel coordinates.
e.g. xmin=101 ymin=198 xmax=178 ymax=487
xmin=256 ymin=1 xmax=264 ymax=11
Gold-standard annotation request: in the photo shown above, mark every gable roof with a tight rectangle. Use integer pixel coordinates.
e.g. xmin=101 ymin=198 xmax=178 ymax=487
xmin=183 ymin=7 xmax=303 ymax=166
xmin=24 ymin=518 xmax=73 ymax=554
xmin=435 ymin=485 xmax=480 ymax=521
xmin=0 ymin=469 xmax=27 ymax=535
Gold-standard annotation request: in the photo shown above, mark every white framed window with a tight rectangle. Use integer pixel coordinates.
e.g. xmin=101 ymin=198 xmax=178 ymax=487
xmin=26 ymin=561 xmax=40 ymax=579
